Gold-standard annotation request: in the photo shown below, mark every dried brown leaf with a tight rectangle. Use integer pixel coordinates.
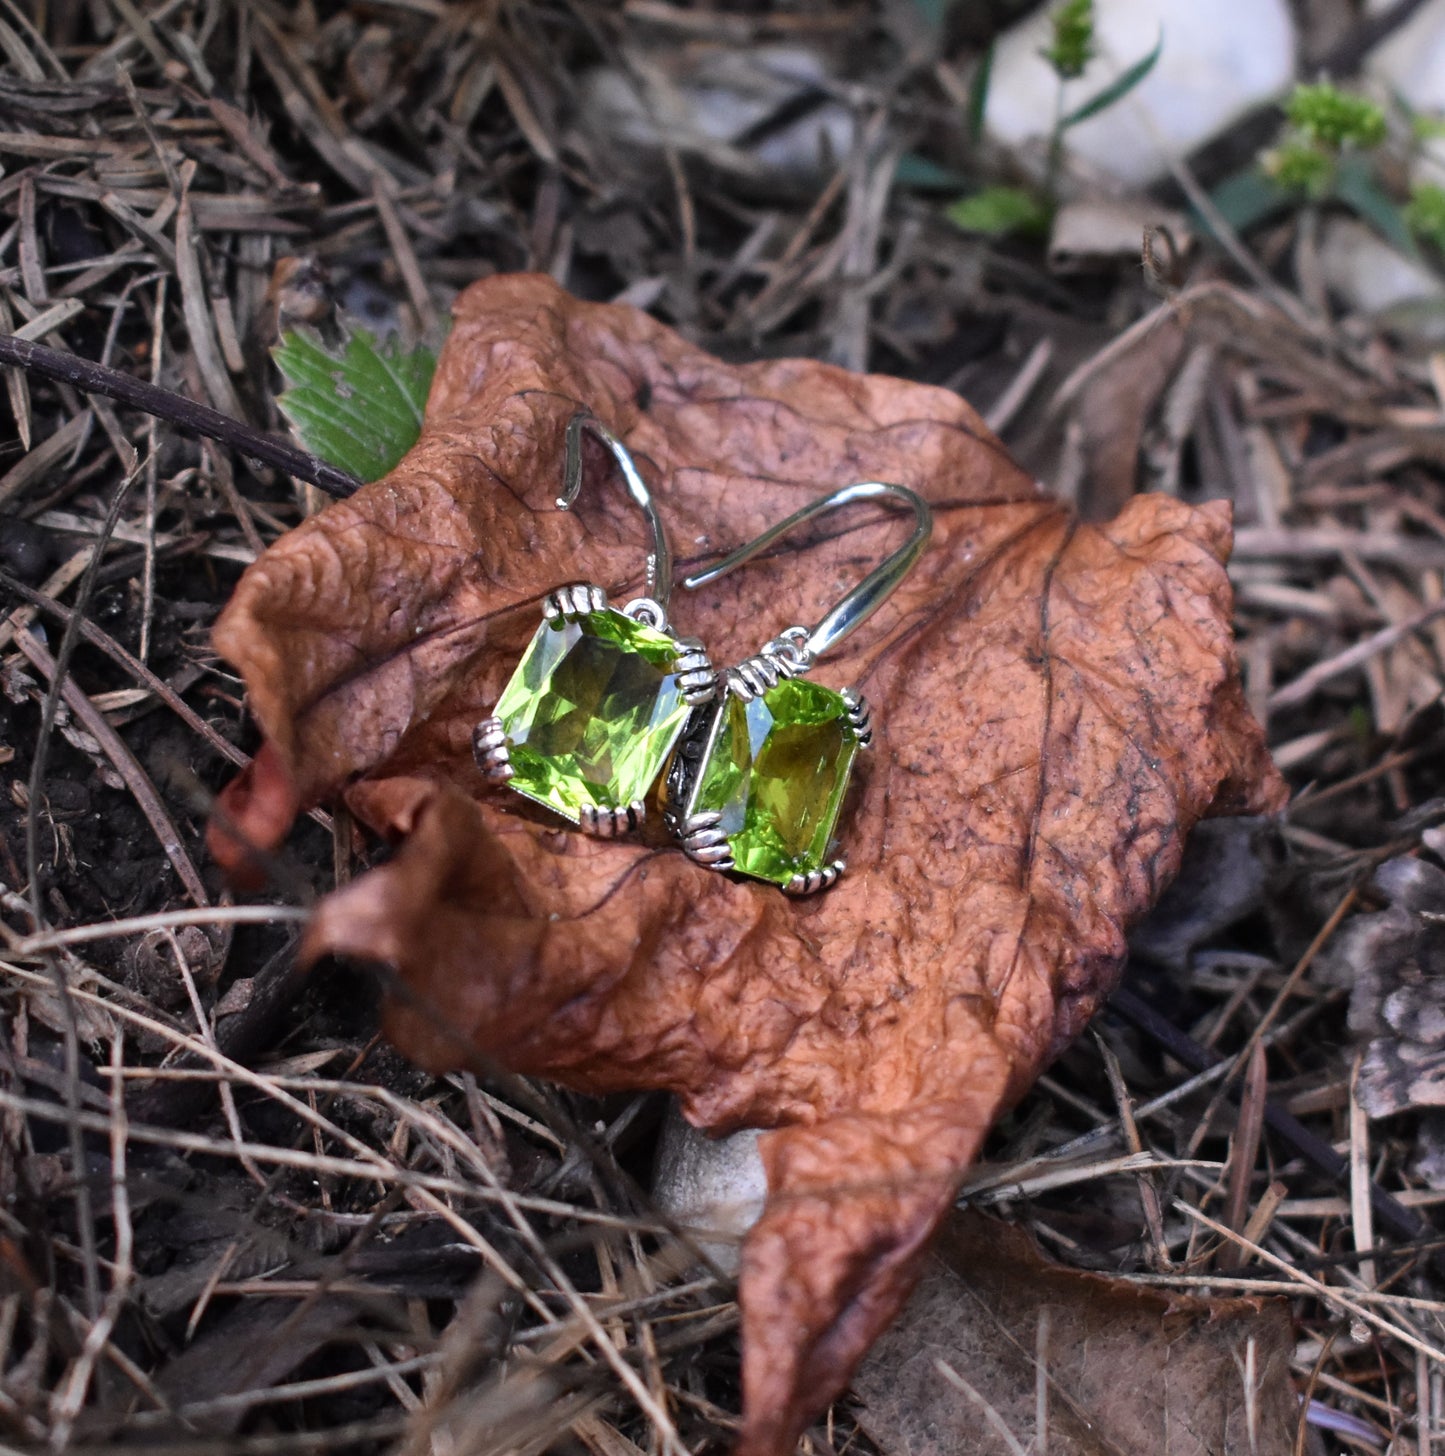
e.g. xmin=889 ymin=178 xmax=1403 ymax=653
xmin=853 ymin=1211 xmax=1297 ymax=1456
xmin=211 ymin=273 xmax=1285 ymax=1456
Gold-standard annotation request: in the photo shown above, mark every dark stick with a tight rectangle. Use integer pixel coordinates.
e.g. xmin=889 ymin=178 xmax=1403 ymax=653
xmin=1109 ymin=983 xmax=1445 ymax=1278
xmin=0 ymin=332 xmax=360 ymax=498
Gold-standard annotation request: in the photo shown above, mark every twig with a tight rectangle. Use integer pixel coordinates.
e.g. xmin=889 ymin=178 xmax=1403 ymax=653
xmin=14 ymin=625 xmax=210 ymax=909
xmin=1220 ymin=1041 xmax=1268 ymax=1272
xmin=1177 ymin=1201 xmax=1445 ymax=1369
xmin=1111 ymin=984 xmax=1445 ymax=1276
xmin=12 ymin=905 xmax=309 ymax=955
xmin=23 ymin=455 xmax=143 ymax=1325
xmin=1268 ymin=599 xmax=1445 ymax=710
xmin=0 ymin=566 xmax=248 ymax=769
xmin=0 ymin=332 xmax=360 ymax=498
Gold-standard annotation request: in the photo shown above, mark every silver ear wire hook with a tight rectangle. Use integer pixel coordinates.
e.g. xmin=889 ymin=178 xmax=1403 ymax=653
xmin=666 ymin=480 xmax=932 ymax=895
xmin=681 ymin=480 xmax=931 ymax=668
xmin=471 ymin=412 xmax=715 ymax=838
xmin=560 ymin=412 xmax=672 ymax=629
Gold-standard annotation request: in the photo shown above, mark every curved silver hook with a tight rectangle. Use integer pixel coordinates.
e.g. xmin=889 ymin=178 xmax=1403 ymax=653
xmin=559 ymin=412 xmax=672 ymax=622
xmin=681 ymin=480 xmax=932 ymax=663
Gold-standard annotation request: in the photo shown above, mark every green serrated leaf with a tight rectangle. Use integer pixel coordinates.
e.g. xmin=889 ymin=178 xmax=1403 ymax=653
xmin=273 ymin=325 xmax=439 ymax=484
xmin=1059 ymin=29 xmax=1163 ymax=131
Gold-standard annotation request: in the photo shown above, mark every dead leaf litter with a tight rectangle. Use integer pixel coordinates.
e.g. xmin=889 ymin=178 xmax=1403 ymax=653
xmin=3 ymin=3 xmax=1445 ymax=1455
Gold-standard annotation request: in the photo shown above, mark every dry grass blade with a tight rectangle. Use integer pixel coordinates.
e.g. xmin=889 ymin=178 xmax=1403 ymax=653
xmin=4 ymin=2 xmax=1445 ymax=1451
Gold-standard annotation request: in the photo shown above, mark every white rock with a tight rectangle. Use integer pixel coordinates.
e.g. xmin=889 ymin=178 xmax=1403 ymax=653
xmin=1318 ymin=217 xmax=1443 ymax=315
xmin=1366 ymin=0 xmax=1445 ymax=181
xmin=985 ymin=0 xmax=1297 ymax=189
xmin=651 ymin=1108 xmax=766 ymax=1276
xmin=579 ymin=44 xmax=856 ymax=182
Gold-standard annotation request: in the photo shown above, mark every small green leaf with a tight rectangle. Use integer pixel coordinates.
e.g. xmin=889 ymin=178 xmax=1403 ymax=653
xmin=905 ymin=0 xmax=952 ymax=35
xmin=894 ymin=153 xmax=970 ymax=191
xmin=273 ymin=325 xmax=438 ymax=484
xmin=1059 ymin=30 xmax=1163 ymax=130
xmin=946 ymin=186 xmax=1050 ymax=238
xmin=1411 ymin=112 xmax=1445 ymax=144
xmin=1261 ymin=138 xmax=1335 ymax=198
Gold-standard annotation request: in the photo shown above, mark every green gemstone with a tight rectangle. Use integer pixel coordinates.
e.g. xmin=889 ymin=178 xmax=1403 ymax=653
xmin=692 ymin=678 xmax=859 ymax=886
xmin=495 ymin=607 xmax=690 ymax=822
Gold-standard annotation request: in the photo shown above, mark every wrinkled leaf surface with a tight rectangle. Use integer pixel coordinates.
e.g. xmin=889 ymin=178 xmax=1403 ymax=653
xmin=854 ymin=1211 xmax=1297 ymax=1456
xmin=213 ymin=272 xmax=1285 ymax=1456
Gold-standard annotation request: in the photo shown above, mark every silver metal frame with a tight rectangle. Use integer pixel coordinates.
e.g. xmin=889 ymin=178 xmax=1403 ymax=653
xmin=663 ymin=680 xmax=870 ymax=894
xmin=471 ymin=714 xmax=513 ymax=785
xmin=579 ymin=800 xmax=647 ymax=837
xmin=682 ymin=480 xmax=932 ymax=663
xmin=663 ymin=480 xmax=929 ymax=893
xmin=474 ymin=580 xmax=717 ymax=835
xmin=784 ymin=860 xmax=845 ymax=896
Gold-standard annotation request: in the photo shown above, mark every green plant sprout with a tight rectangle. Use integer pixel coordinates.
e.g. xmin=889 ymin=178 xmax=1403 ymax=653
xmin=1286 ymin=82 xmax=1388 ymax=149
xmin=1042 ymin=0 xmax=1097 ymax=80
xmin=1212 ymin=81 xmax=1441 ymax=257
xmin=946 ymin=0 xmax=1162 ymax=240
xmin=1262 ymin=83 xmax=1388 ymax=200
xmin=945 ymin=185 xmax=1050 ymax=238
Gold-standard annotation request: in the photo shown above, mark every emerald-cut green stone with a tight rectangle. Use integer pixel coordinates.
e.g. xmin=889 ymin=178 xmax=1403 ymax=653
xmin=495 ymin=608 xmax=690 ymax=822
xmin=692 ymin=678 xmax=859 ymax=886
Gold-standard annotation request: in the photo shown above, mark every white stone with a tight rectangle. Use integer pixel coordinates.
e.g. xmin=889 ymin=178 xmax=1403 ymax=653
xmin=1318 ymin=217 xmax=1444 ymax=315
xmin=579 ymin=45 xmax=856 ymax=182
xmin=1366 ymin=0 xmax=1445 ymax=181
xmin=651 ymin=1108 xmax=766 ymax=1276
xmin=985 ymin=0 xmax=1297 ymax=189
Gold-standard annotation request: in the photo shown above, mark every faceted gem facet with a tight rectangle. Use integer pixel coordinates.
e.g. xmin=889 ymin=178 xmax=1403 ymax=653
xmin=495 ymin=607 xmax=690 ymax=822
xmin=691 ymin=678 xmax=859 ymax=886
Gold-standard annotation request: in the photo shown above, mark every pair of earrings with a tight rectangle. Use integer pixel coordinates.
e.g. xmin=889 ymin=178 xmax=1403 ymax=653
xmin=472 ymin=413 xmax=932 ymax=895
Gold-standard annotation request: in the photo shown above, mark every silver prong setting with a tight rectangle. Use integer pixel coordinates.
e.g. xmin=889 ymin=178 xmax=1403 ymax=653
xmin=672 ymin=637 xmax=717 ymax=707
xmin=472 ymin=715 xmax=514 ymax=784
xmin=726 ymin=630 xmax=813 ymax=703
xmin=578 ymin=800 xmax=646 ymax=838
xmin=841 ymin=687 xmax=873 ymax=749
xmin=543 ymin=582 xmax=608 ymax=623
xmin=680 ymin=810 xmax=735 ymax=870
xmin=784 ymin=858 xmax=845 ymax=896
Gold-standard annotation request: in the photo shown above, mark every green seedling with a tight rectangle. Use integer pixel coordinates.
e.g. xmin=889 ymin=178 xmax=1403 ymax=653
xmin=1042 ymin=0 xmax=1097 ymax=80
xmin=1212 ymin=82 xmax=1437 ymax=263
xmin=944 ymin=0 xmax=1161 ymax=240
xmin=1286 ymin=82 xmax=1388 ymax=150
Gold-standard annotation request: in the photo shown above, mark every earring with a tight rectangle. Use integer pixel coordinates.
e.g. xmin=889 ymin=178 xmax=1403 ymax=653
xmin=472 ymin=413 xmax=716 ymax=836
xmin=664 ymin=481 xmax=931 ymax=894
